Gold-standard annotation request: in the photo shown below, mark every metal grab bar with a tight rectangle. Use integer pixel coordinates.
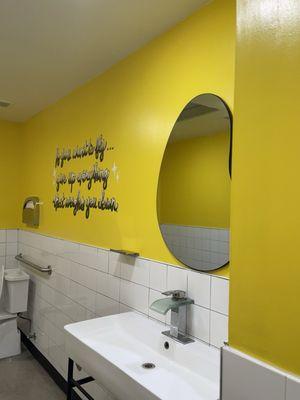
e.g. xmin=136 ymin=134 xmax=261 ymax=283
xmin=15 ymin=253 xmax=52 ymax=275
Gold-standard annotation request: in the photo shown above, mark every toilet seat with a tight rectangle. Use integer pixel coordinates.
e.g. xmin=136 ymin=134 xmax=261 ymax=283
xmin=0 ymin=310 xmax=16 ymax=321
xmin=0 ymin=317 xmax=20 ymax=359
xmin=0 ymin=307 xmax=20 ymax=360
xmin=0 ymin=265 xmax=26 ymax=359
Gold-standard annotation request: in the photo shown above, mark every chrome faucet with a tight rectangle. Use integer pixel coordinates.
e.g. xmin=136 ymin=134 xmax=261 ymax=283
xmin=150 ymin=290 xmax=194 ymax=344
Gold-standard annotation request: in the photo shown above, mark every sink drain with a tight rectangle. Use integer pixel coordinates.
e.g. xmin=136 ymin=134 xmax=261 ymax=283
xmin=142 ymin=362 xmax=156 ymax=369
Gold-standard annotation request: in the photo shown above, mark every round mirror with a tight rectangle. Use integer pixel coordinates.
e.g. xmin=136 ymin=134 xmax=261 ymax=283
xmin=157 ymin=93 xmax=232 ymax=271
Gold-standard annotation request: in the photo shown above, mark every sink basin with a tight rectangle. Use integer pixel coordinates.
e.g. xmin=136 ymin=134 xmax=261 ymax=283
xmin=64 ymin=312 xmax=220 ymax=400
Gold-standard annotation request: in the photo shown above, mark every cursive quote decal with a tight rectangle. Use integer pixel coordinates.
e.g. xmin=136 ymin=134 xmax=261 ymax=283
xmin=53 ymin=135 xmax=118 ymax=219
xmin=56 ymin=164 xmax=109 ymax=192
xmin=53 ymin=190 xmax=118 ymax=219
xmin=55 ymin=136 xmax=110 ymax=168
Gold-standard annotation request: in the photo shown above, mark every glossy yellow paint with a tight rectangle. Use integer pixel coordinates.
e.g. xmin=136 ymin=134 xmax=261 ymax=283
xmin=158 ymin=132 xmax=230 ymax=227
xmin=230 ymin=0 xmax=300 ymax=374
xmin=0 ymin=120 xmax=21 ymax=228
xmin=18 ymin=0 xmax=235 ymax=276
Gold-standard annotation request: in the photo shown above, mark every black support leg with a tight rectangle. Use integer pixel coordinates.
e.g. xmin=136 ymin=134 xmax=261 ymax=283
xmin=67 ymin=358 xmax=74 ymax=400
xmin=66 ymin=357 xmax=95 ymax=400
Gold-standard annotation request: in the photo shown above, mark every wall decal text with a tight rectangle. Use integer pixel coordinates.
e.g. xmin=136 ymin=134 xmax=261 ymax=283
xmin=55 ymin=136 xmax=110 ymax=168
xmin=56 ymin=163 xmax=109 ymax=192
xmin=53 ymin=190 xmax=119 ymax=219
xmin=53 ymin=135 xmax=118 ymax=218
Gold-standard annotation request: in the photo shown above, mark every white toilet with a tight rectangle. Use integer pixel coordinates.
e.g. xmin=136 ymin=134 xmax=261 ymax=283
xmin=0 ymin=266 xmax=30 ymax=359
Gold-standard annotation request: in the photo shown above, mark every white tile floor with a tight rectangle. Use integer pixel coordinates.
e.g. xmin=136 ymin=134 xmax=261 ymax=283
xmin=0 ymin=347 xmax=65 ymax=400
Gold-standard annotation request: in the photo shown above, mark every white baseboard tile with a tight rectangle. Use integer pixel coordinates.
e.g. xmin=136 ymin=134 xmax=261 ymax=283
xmin=286 ymin=376 xmax=300 ymax=400
xmin=221 ymin=346 xmax=300 ymax=400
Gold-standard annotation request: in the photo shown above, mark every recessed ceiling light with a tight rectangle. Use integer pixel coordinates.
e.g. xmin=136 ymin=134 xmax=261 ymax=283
xmin=0 ymin=100 xmax=11 ymax=108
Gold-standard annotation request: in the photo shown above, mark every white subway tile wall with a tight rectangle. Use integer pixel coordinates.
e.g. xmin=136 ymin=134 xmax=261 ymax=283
xmin=160 ymin=224 xmax=229 ymax=269
xmin=286 ymin=376 xmax=300 ymax=400
xmin=222 ymin=347 xmax=300 ymax=400
xmin=211 ymin=277 xmax=229 ymax=315
xmin=1 ymin=229 xmax=229 ymax=399
xmin=210 ymin=311 xmax=228 ymax=348
xmin=0 ymin=229 xmax=19 ymax=269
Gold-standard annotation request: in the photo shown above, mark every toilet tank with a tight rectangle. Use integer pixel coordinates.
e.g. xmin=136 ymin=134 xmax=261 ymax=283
xmin=4 ymin=269 xmax=30 ymax=313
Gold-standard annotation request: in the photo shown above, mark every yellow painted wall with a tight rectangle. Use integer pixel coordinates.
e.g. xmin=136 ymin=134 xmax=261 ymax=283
xmin=230 ymin=0 xmax=300 ymax=374
xmin=18 ymin=0 xmax=235 ymax=276
xmin=158 ymin=132 xmax=230 ymax=227
xmin=0 ymin=120 xmax=21 ymax=228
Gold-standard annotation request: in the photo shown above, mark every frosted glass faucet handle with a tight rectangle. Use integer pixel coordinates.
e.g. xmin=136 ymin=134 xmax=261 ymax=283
xmin=162 ymin=290 xmax=186 ymax=299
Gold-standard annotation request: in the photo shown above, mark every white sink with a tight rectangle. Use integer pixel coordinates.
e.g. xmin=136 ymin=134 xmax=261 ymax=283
xmin=64 ymin=312 xmax=220 ymax=400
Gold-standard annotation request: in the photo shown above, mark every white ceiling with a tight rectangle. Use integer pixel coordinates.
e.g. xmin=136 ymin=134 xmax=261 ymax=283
xmin=0 ymin=0 xmax=208 ymax=122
